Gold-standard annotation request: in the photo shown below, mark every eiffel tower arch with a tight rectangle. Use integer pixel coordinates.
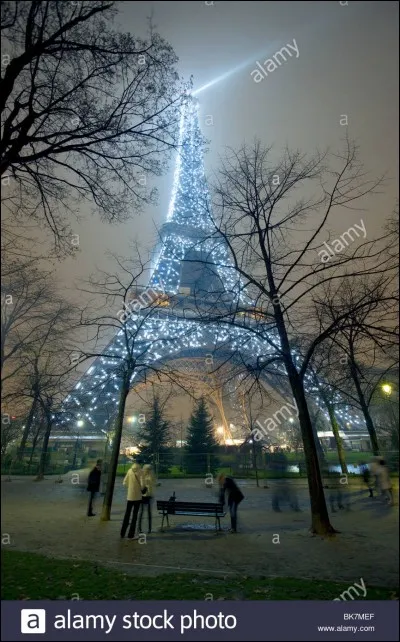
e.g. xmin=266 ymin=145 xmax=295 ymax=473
xmin=130 ymin=357 xmax=236 ymax=443
xmin=57 ymin=93 xmax=361 ymax=444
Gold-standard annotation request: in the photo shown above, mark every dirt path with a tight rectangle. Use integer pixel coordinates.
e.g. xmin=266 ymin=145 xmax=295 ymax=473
xmin=1 ymin=474 xmax=398 ymax=591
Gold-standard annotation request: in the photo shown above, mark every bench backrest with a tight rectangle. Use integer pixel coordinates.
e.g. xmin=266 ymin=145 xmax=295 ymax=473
xmin=157 ymin=500 xmax=223 ymax=514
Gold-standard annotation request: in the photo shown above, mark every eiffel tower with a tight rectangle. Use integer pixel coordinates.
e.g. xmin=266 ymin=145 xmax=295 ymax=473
xmin=56 ymin=93 xmax=363 ymax=439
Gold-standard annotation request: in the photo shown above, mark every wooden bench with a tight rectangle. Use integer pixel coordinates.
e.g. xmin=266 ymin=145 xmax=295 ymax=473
xmin=157 ymin=500 xmax=226 ymax=532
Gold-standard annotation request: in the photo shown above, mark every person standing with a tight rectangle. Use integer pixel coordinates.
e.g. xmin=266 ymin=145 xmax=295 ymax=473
xmin=218 ymin=473 xmax=244 ymax=533
xmin=121 ymin=463 xmax=143 ymax=539
xmin=139 ymin=464 xmax=155 ymax=534
xmin=87 ymin=459 xmax=102 ymax=517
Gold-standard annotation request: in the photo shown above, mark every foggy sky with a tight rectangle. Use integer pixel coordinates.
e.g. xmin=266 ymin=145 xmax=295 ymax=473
xmin=57 ymin=0 xmax=399 ymax=294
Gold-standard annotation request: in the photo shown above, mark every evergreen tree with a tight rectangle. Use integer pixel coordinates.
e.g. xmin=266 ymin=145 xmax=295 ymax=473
xmin=138 ymin=397 xmax=171 ymax=474
xmin=185 ymin=397 xmax=219 ymax=474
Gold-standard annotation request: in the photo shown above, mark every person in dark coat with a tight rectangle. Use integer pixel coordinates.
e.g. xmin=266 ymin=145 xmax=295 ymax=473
xmin=218 ymin=473 xmax=244 ymax=533
xmin=138 ymin=464 xmax=156 ymax=534
xmin=359 ymin=461 xmax=374 ymax=498
xmin=87 ymin=460 xmax=102 ymax=517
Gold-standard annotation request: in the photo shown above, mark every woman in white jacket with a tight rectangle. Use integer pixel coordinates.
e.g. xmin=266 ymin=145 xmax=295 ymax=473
xmin=139 ymin=464 xmax=155 ymax=534
xmin=121 ymin=463 xmax=143 ymax=539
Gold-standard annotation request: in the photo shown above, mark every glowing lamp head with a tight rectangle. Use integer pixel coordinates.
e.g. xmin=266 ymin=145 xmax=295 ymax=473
xmin=77 ymin=420 xmax=84 ymax=427
xmin=382 ymin=384 xmax=392 ymax=395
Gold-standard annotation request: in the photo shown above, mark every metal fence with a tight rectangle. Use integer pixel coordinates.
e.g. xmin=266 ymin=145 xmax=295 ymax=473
xmin=2 ymin=449 xmax=398 ymax=479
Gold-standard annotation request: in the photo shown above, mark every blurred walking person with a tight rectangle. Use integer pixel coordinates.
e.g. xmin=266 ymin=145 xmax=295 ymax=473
xmin=376 ymin=459 xmax=394 ymax=506
xmin=218 ymin=473 xmax=244 ymax=533
xmin=139 ymin=464 xmax=155 ymax=534
xmin=271 ymin=452 xmax=300 ymax=512
xmin=121 ymin=463 xmax=143 ymax=539
xmin=86 ymin=459 xmax=102 ymax=517
xmin=326 ymin=469 xmax=345 ymax=512
xmin=370 ymin=457 xmax=380 ymax=491
xmin=359 ymin=461 xmax=374 ymax=498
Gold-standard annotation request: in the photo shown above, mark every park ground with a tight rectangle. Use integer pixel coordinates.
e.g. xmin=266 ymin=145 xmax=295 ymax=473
xmin=1 ymin=471 xmax=399 ymax=600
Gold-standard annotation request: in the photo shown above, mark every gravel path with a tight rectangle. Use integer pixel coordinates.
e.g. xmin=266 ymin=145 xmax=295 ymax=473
xmin=2 ymin=472 xmax=398 ymax=591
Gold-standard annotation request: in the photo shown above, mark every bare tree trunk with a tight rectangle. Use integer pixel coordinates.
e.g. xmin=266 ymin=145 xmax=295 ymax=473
xmin=17 ymin=394 xmax=38 ymax=461
xmin=36 ymin=412 xmax=52 ymax=481
xmin=101 ymin=373 xmax=130 ymax=521
xmin=28 ymin=426 xmax=41 ymax=471
xmin=251 ymin=439 xmax=260 ymax=487
xmin=289 ymin=369 xmax=336 ymax=534
xmin=350 ymin=360 xmax=380 ymax=455
xmin=324 ymin=399 xmax=348 ymax=475
xmin=274 ymin=303 xmax=335 ymax=534
xmin=308 ymin=406 xmax=327 ymax=465
xmin=100 ymin=437 xmax=110 ymax=494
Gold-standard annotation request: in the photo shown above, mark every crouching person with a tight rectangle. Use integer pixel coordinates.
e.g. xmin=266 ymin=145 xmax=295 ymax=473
xmin=218 ymin=473 xmax=244 ymax=533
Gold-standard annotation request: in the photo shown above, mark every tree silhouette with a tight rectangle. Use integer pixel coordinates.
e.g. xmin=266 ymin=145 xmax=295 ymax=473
xmin=138 ymin=395 xmax=171 ymax=474
xmin=185 ymin=397 xmax=219 ymax=474
xmin=1 ymin=0 xmax=181 ymax=253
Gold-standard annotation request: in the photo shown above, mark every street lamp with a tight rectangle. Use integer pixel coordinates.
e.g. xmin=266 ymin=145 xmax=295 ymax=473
xmin=382 ymin=383 xmax=393 ymax=396
xmin=77 ymin=420 xmax=84 ymax=427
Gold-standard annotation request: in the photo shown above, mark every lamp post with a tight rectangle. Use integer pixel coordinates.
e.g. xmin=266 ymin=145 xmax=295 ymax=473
xmin=381 ymin=383 xmax=397 ymax=443
xmin=72 ymin=420 xmax=84 ymax=468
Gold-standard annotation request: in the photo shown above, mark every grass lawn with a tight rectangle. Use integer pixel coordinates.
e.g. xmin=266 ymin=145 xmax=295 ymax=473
xmin=2 ymin=551 xmax=398 ymax=601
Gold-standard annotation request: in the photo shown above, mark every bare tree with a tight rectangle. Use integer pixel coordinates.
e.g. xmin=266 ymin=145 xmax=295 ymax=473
xmin=1 ymin=413 xmax=22 ymax=456
xmin=1 ymin=260 xmax=56 ymax=396
xmin=1 ymin=0 xmax=181 ymax=253
xmin=314 ymin=275 xmax=398 ymax=455
xmin=70 ymin=250 xmax=185 ymax=520
xmin=208 ymin=138 xmax=390 ymax=534
xmin=15 ymin=296 xmax=74 ymax=461
xmin=35 ymin=385 xmax=63 ymax=481
xmin=1 ymin=215 xmax=45 ymax=277
xmin=1 ymin=247 xmax=75 ymax=463
xmin=306 ymin=342 xmax=350 ymax=474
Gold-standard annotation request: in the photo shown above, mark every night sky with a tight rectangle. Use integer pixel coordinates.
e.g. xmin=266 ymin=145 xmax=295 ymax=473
xmin=57 ymin=1 xmax=399 ymax=295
